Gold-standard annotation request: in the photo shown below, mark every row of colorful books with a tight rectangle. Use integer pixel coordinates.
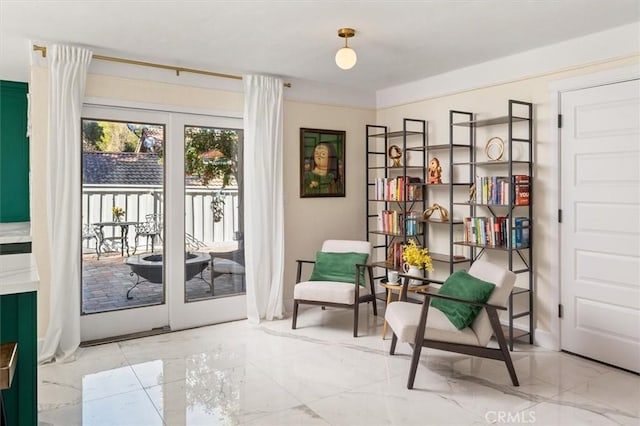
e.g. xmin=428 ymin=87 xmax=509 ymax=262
xmin=378 ymin=210 xmax=423 ymax=235
xmin=372 ymin=176 xmax=422 ymax=201
xmin=463 ymin=216 xmax=530 ymax=248
xmin=474 ymin=175 xmax=530 ymax=206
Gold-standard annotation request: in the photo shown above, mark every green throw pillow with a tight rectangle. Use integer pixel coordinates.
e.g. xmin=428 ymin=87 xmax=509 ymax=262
xmin=431 ymin=269 xmax=496 ymax=330
xmin=309 ymin=251 xmax=369 ymax=286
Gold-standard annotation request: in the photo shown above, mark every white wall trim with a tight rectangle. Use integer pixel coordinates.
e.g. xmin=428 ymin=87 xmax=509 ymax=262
xmin=534 ymin=328 xmax=558 ymax=351
xmin=377 ymin=22 xmax=640 ymax=109
xmin=548 ymin=64 xmax=640 ymax=353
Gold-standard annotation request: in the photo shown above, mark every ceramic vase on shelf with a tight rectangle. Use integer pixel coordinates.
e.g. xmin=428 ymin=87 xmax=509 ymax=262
xmin=402 ymin=263 xmax=423 ymax=285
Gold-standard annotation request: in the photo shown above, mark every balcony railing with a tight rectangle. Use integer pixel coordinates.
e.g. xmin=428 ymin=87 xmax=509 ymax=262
xmin=82 ymin=184 xmax=240 ymax=253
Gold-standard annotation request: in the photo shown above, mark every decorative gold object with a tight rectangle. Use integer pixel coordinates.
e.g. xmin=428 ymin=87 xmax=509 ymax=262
xmin=423 ymin=203 xmax=449 ymax=221
xmin=428 ymin=157 xmax=442 ymax=184
xmin=485 ymin=136 xmax=504 ymax=161
xmin=388 ymin=145 xmax=402 ymax=167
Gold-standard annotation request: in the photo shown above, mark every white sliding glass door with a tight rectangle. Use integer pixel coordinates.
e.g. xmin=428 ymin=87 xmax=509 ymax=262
xmin=80 ymin=106 xmax=245 ymax=341
xmin=169 ymin=113 xmax=246 ymax=330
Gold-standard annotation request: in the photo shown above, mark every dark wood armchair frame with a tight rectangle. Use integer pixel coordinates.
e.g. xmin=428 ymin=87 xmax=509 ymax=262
xmin=291 ymin=259 xmax=378 ymax=337
xmin=390 ymin=274 xmax=519 ymax=388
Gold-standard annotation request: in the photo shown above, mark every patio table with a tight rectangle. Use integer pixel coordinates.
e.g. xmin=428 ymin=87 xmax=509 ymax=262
xmin=93 ymin=221 xmax=139 ymax=259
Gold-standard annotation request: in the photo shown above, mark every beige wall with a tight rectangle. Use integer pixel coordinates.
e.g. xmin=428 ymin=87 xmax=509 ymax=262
xmin=283 ymin=102 xmax=375 ymax=303
xmin=31 ymin=54 xmax=637 ymax=340
xmin=29 ymin=68 xmax=374 ymax=336
xmin=375 ymin=56 xmax=639 ymax=338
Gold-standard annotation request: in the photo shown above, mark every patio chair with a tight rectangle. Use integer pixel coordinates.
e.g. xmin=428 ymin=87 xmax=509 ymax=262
xmin=291 ymin=239 xmax=377 ymax=337
xmin=385 ymin=261 xmax=518 ymax=388
xmin=209 ymin=249 xmax=245 ymax=295
xmin=134 ymin=213 xmax=163 ymax=253
xmin=185 ymin=233 xmax=206 ymax=251
xmin=82 ymin=223 xmax=100 ymax=258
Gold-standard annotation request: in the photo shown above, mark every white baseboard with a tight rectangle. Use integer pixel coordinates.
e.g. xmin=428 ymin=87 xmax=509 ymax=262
xmin=534 ymin=328 xmax=559 ymax=351
xmin=498 ymin=321 xmax=559 ymax=350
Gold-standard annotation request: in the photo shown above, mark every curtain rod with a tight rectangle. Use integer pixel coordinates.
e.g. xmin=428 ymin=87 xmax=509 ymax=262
xmin=32 ymin=45 xmax=291 ymax=88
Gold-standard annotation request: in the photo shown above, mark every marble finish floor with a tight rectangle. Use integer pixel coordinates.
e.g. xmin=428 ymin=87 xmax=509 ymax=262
xmin=39 ymin=305 xmax=640 ymax=425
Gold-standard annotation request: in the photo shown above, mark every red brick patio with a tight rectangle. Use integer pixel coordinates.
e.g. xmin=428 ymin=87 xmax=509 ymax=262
xmin=82 ymin=248 xmax=244 ymax=314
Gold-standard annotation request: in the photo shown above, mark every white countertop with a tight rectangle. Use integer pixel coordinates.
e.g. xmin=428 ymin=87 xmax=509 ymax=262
xmin=0 ymin=222 xmax=32 ymax=244
xmin=0 ymin=253 xmax=39 ymax=295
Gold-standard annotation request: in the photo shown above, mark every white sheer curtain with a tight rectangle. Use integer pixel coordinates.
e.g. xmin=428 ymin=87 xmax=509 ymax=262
xmin=243 ymin=74 xmax=285 ymax=323
xmin=39 ymin=45 xmax=92 ymax=363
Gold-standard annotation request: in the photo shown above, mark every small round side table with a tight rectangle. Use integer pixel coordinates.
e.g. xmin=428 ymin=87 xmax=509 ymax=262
xmin=380 ymin=279 xmax=430 ymax=339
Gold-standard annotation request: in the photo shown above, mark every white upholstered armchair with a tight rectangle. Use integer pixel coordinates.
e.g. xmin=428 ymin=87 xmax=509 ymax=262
xmin=291 ymin=240 xmax=378 ymax=337
xmin=385 ymin=261 xmax=519 ymax=388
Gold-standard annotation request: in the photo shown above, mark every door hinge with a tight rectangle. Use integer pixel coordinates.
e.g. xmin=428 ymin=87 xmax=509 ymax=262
xmin=558 ymin=114 xmax=562 ymax=128
xmin=558 ymin=304 xmax=563 ymax=318
xmin=558 ymin=209 xmax=562 ymax=223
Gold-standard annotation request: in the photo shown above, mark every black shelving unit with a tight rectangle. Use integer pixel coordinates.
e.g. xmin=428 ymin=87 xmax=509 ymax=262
xmin=365 ymin=119 xmax=427 ymax=288
xmin=449 ymin=100 xmax=534 ymax=350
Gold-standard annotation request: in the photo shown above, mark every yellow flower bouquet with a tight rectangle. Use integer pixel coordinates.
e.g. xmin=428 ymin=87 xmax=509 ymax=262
xmin=402 ymin=240 xmax=434 ymax=271
xmin=112 ymin=206 xmax=125 ymax=221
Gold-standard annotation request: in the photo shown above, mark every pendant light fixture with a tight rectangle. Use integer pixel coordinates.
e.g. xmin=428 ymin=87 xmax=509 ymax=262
xmin=335 ymin=28 xmax=357 ymax=70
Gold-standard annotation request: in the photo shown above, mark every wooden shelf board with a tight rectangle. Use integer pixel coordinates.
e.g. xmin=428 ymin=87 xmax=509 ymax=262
xmin=452 ymin=115 xmax=530 ymax=127
xmin=512 ymin=286 xmax=531 ymax=295
xmin=367 ymin=199 xmax=424 ymax=202
xmin=500 ymin=326 xmax=530 ymax=341
xmin=453 ymin=241 xmax=531 ymax=251
xmin=368 ymin=130 xmax=424 ymax=138
xmin=451 ymin=160 xmax=531 ymax=166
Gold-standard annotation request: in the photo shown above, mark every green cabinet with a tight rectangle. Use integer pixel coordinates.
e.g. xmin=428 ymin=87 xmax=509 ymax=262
xmin=0 ymin=81 xmax=30 ymax=222
xmin=0 ymin=291 xmax=37 ymax=426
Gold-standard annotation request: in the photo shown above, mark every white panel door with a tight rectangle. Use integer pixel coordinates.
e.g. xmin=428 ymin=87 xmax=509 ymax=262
xmin=560 ymin=78 xmax=640 ymax=372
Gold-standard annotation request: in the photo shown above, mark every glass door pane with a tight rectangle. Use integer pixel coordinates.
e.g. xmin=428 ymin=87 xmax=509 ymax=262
xmin=81 ymin=118 xmax=166 ymax=314
xmin=183 ymin=125 xmax=245 ymax=303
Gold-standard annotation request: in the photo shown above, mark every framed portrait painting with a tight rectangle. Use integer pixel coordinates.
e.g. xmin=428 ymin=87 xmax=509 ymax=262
xmin=300 ymin=128 xmax=346 ymax=198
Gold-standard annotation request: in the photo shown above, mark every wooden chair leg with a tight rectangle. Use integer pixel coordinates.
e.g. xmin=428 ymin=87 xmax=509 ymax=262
xmin=487 ymin=308 xmax=519 ymax=386
xmin=390 ymin=333 xmax=398 ymax=355
xmin=407 ymin=342 xmax=423 ymax=389
xmin=369 ymin=270 xmax=378 ymax=316
xmin=353 ymin=302 xmax=359 ymax=337
xmin=407 ymin=294 xmax=430 ymax=389
xmin=292 ymin=300 xmax=299 ymax=329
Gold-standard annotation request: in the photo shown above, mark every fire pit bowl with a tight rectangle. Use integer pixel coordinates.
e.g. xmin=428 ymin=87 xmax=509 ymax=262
xmin=125 ymin=252 xmax=210 ymax=298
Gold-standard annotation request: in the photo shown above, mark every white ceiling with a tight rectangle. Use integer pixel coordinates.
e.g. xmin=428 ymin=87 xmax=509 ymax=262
xmin=1 ymin=0 xmax=639 ymax=92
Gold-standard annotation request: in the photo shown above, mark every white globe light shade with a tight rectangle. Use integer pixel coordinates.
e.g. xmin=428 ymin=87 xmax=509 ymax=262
xmin=335 ymin=47 xmax=357 ymax=70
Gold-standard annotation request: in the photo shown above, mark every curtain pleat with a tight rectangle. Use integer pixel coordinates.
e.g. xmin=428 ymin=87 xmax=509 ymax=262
xmin=38 ymin=45 xmax=92 ymax=363
xmin=243 ymin=74 xmax=284 ymax=323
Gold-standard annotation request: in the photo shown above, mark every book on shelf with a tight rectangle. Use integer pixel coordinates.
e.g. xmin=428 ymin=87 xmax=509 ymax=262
xmin=513 ymin=175 xmax=530 ymax=206
xmin=513 ymin=216 xmax=530 ymax=248
xmin=463 ymin=215 xmax=530 ymax=248
xmin=475 ymin=176 xmax=509 ymax=205
xmin=378 ymin=210 xmax=423 ymax=235
xmin=474 ymin=175 xmax=530 ymax=205
xmin=373 ymin=176 xmax=422 ymax=201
